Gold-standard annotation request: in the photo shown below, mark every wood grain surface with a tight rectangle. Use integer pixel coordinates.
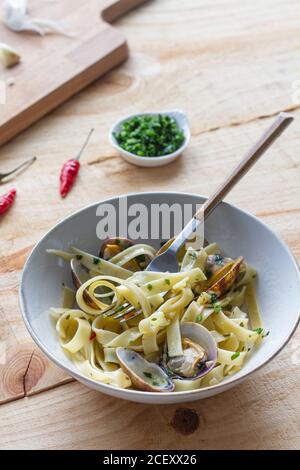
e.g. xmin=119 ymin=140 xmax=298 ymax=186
xmin=0 ymin=0 xmax=299 ymax=450
xmin=0 ymin=0 xmax=148 ymax=146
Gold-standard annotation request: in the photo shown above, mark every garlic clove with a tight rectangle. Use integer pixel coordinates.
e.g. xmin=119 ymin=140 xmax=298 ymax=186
xmin=0 ymin=43 xmax=21 ymax=68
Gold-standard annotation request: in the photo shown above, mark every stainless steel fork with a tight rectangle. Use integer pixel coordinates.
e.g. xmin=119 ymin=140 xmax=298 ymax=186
xmin=146 ymin=112 xmax=294 ymax=273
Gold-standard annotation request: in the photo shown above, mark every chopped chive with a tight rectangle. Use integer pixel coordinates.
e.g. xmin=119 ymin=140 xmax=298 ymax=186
xmin=93 ymin=257 xmax=100 ymax=265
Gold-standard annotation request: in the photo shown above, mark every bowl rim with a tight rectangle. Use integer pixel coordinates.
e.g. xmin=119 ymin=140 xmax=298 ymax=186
xmin=109 ymin=109 xmax=191 ymax=162
xmin=19 ymin=191 xmax=300 ymax=399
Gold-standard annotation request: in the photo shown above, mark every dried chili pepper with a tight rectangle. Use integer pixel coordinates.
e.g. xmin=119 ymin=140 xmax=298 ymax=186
xmin=0 ymin=156 xmax=36 ymax=183
xmin=89 ymin=331 xmax=96 ymax=341
xmin=0 ymin=188 xmax=17 ymax=215
xmin=60 ymin=128 xmax=94 ymax=198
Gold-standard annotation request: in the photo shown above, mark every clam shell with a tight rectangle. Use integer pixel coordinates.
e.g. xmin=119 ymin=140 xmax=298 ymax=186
xmin=165 ymin=322 xmax=217 ymax=380
xmin=116 ymin=347 xmax=175 ymax=392
xmin=70 ymin=258 xmax=96 ymax=308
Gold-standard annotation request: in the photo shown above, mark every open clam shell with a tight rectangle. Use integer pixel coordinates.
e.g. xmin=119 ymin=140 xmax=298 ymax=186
xmin=163 ymin=322 xmax=217 ymax=380
xmin=99 ymin=237 xmax=150 ymax=271
xmin=116 ymin=347 xmax=175 ymax=393
xmin=70 ymin=258 xmax=96 ymax=308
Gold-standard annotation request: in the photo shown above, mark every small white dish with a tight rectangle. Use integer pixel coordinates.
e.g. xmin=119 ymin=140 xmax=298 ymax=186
xmin=109 ymin=110 xmax=191 ymax=167
xmin=20 ymin=192 xmax=300 ymax=404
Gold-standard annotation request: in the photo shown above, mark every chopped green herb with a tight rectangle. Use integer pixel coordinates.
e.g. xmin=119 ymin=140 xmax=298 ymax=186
xmin=210 ymin=293 xmax=218 ymax=304
xmin=151 ymin=317 xmax=157 ymax=321
xmin=231 ymin=352 xmax=240 ymax=360
xmin=213 ymin=303 xmax=221 ymax=313
xmin=196 ymin=314 xmax=203 ymax=322
xmin=93 ymin=257 xmax=100 ymax=265
xmin=152 ymin=381 xmax=160 ymax=387
xmin=143 ymin=371 xmax=153 ymax=379
xmin=113 ymin=114 xmax=185 ymax=158
xmin=164 ymin=279 xmax=171 ymax=285
xmin=147 ymin=284 xmax=153 ymax=291
xmin=76 ymin=254 xmax=83 ymax=260
xmin=254 ymin=327 xmax=263 ymax=335
xmin=188 ymin=252 xmax=197 ymax=260
xmin=240 ymin=322 xmax=244 ymax=327
xmin=66 ymin=315 xmax=70 ymax=320
xmin=214 ymin=254 xmax=224 ymax=265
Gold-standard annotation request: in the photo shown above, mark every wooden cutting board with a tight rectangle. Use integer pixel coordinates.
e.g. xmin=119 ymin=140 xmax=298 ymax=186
xmin=0 ymin=0 xmax=147 ymax=147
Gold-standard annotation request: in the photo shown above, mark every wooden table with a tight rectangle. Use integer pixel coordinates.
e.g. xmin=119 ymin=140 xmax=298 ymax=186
xmin=0 ymin=0 xmax=299 ymax=450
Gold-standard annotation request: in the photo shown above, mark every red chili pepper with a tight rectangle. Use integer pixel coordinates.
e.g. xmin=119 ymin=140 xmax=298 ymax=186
xmin=89 ymin=332 xmax=96 ymax=341
xmin=60 ymin=128 xmax=94 ymax=198
xmin=0 ymin=188 xmax=17 ymax=215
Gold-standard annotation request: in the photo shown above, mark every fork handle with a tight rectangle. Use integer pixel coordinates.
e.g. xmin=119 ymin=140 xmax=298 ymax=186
xmin=171 ymin=112 xmax=293 ymax=251
xmin=196 ymin=112 xmax=294 ymax=221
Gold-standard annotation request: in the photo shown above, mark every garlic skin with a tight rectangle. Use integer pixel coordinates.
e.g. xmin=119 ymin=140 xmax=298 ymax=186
xmin=2 ymin=0 xmax=73 ymax=37
xmin=0 ymin=43 xmax=21 ymax=68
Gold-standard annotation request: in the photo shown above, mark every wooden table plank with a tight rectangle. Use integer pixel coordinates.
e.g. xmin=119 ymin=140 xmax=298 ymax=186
xmin=0 ymin=0 xmax=299 ymax=449
xmin=0 ymin=333 xmax=299 ymax=450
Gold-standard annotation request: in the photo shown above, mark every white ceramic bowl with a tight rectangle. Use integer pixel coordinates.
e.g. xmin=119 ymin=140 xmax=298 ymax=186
xmin=20 ymin=192 xmax=300 ymax=404
xmin=109 ymin=110 xmax=191 ymax=167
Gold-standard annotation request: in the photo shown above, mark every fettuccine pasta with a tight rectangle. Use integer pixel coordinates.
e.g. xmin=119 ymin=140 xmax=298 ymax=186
xmin=48 ymin=238 xmax=268 ymax=393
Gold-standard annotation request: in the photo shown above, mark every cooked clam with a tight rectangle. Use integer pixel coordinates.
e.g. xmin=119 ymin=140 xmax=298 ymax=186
xmin=205 ymin=253 xmax=233 ymax=277
xmin=99 ymin=237 xmax=133 ymax=260
xmin=70 ymin=258 xmax=96 ymax=308
xmin=208 ymin=256 xmax=243 ymax=298
xmin=99 ymin=237 xmax=150 ymax=271
xmin=116 ymin=347 xmax=175 ymax=392
xmin=163 ymin=322 xmax=217 ymax=380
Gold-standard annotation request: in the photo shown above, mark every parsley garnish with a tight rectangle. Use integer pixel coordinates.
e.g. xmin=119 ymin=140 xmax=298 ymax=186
xmin=164 ymin=279 xmax=171 ymax=285
xmin=214 ymin=254 xmax=223 ymax=265
xmin=147 ymin=284 xmax=153 ymax=291
xmin=143 ymin=372 xmax=153 ymax=379
xmin=113 ymin=114 xmax=185 ymax=158
xmin=254 ymin=327 xmax=263 ymax=335
xmin=210 ymin=293 xmax=218 ymax=304
xmin=213 ymin=303 xmax=221 ymax=313
xmin=231 ymin=352 xmax=240 ymax=360
xmin=196 ymin=314 xmax=203 ymax=322
xmin=93 ymin=257 xmax=100 ymax=265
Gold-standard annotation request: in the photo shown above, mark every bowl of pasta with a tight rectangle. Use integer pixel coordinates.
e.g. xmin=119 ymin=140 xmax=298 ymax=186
xmin=20 ymin=192 xmax=300 ymax=404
